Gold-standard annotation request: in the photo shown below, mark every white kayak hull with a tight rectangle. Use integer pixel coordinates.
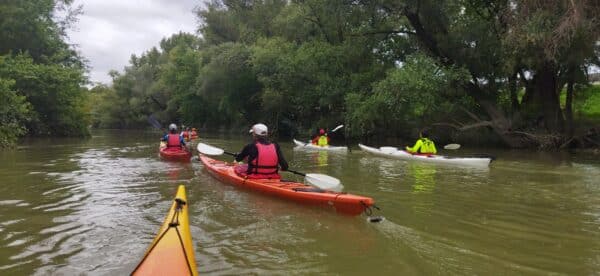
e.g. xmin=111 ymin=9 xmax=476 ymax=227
xmin=293 ymin=139 xmax=348 ymax=152
xmin=358 ymin=144 xmax=491 ymax=167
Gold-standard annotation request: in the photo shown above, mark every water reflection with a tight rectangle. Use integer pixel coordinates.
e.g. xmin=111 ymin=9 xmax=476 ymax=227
xmin=408 ymin=163 xmax=436 ymax=195
xmin=315 ymin=151 xmax=328 ymax=167
xmin=166 ymin=162 xmax=193 ymax=181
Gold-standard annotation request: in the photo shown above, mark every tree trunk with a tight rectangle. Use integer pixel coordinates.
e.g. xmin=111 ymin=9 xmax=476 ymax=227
xmin=565 ymin=77 xmax=574 ymax=137
xmin=509 ymin=72 xmax=519 ymax=113
xmin=464 ymin=83 xmax=528 ymax=148
xmin=531 ymin=63 xmax=565 ymax=133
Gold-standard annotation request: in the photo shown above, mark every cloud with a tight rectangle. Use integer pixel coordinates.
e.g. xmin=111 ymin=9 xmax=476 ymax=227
xmin=66 ymin=0 xmax=202 ymax=85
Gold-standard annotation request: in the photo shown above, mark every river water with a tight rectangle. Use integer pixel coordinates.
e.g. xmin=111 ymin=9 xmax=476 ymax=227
xmin=0 ymin=130 xmax=599 ymax=275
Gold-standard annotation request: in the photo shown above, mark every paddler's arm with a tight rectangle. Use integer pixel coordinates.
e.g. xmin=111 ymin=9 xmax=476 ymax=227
xmin=275 ymin=143 xmax=288 ymax=171
xmin=235 ymin=144 xmax=252 ymax=162
xmin=405 ymin=139 xmax=423 ymax=153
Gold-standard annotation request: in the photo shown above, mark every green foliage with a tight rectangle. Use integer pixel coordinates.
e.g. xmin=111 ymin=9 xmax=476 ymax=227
xmin=95 ymin=0 xmax=600 ymax=147
xmin=0 ymin=54 xmax=89 ymax=136
xmin=88 ymin=85 xmax=117 ymax=128
xmin=558 ymin=84 xmax=600 ymax=119
xmin=578 ymin=85 xmax=600 ymax=119
xmin=0 ymin=79 xmax=32 ymax=147
xmin=346 ymin=54 xmax=470 ymax=137
xmin=1 ymin=0 xmax=89 ymax=147
xmin=194 ymin=43 xmax=262 ymax=126
xmin=0 ymin=0 xmax=82 ymax=65
xmin=198 ymin=0 xmax=287 ymax=44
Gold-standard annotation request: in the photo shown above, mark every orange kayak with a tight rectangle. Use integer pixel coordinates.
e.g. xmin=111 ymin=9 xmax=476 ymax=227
xmin=132 ymin=185 xmax=198 ymax=276
xmin=159 ymin=142 xmax=192 ymax=162
xmin=199 ymin=155 xmax=375 ymax=216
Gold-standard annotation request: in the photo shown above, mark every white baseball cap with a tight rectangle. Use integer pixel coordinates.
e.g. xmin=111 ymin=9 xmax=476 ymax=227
xmin=249 ymin=123 xmax=268 ymax=136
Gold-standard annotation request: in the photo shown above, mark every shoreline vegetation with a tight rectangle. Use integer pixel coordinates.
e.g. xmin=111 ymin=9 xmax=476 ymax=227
xmin=1 ymin=1 xmax=89 ymax=148
xmin=2 ymin=0 xmax=599 ymax=150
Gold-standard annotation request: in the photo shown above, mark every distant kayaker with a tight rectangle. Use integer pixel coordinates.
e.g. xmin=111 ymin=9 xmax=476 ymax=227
xmin=234 ymin=123 xmax=288 ymax=179
xmin=190 ymin=128 xmax=198 ymax=139
xmin=180 ymin=127 xmax=191 ymax=142
xmin=311 ymin=129 xmax=330 ymax=147
xmin=162 ymin=124 xmax=186 ymax=149
xmin=405 ymin=130 xmax=437 ymax=155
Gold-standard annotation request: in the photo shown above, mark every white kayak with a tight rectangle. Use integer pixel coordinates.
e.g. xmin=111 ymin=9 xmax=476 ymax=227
xmin=293 ymin=139 xmax=348 ymax=152
xmin=358 ymin=144 xmax=492 ymax=167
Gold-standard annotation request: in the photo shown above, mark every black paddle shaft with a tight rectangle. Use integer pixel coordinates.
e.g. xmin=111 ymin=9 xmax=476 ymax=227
xmin=286 ymin=169 xmax=306 ymax=177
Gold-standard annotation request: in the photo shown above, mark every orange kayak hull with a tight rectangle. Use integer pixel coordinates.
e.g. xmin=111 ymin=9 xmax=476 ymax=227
xmin=199 ymin=155 xmax=374 ymax=216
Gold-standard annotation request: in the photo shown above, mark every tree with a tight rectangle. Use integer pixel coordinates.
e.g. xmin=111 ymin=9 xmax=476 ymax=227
xmin=371 ymin=0 xmax=600 ymax=147
xmin=96 ymin=0 xmax=600 ymax=149
xmin=0 ymin=79 xmax=32 ymax=147
xmin=0 ymin=0 xmax=89 ymax=146
xmin=0 ymin=54 xmax=89 ymax=136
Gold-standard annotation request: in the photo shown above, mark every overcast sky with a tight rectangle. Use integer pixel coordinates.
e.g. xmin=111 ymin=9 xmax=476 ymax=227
xmin=66 ymin=0 xmax=202 ymax=85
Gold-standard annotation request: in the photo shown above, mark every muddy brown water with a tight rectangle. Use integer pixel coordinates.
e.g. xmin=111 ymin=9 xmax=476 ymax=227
xmin=1 ymin=130 xmax=599 ymax=275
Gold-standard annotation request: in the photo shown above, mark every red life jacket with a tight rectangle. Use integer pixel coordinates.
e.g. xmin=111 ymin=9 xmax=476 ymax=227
xmin=248 ymin=142 xmax=280 ymax=179
xmin=167 ymin=134 xmax=181 ymax=148
xmin=181 ymin=131 xmax=189 ymax=139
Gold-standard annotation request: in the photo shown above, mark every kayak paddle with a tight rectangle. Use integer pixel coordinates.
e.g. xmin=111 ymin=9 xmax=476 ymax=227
xmin=197 ymin=143 xmax=344 ymax=192
xmin=147 ymin=114 xmax=163 ymax=131
xmin=285 ymin=169 xmax=344 ymax=192
xmin=443 ymin=143 xmax=461 ymax=150
xmin=197 ymin=142 xmax=236 ymax=156
xmin=442 ymin=144 xmax=496 ymax=161
xmin=329 ymin=124 xmax=344 ymax=133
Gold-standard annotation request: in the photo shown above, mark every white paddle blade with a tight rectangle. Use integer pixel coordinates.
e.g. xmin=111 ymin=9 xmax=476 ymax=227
xmin=197 ymin=143 xmax=224 ymax=156
xmin=444 ymin=143 xmax=461 ymax=150
xmin=331 ymin=124 xmax=344 ymax=132
xmin=305 ymin=173 xmax=343 ymax=192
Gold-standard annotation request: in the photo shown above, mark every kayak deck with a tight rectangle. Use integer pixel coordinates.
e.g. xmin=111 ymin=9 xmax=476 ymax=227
xmin=132 ymin=185 xmax=197 ymax=276
xmin=199 ymin=155 xmax=373 ymax=216
xmin=358 ymin=144 xmax=491 ymax=167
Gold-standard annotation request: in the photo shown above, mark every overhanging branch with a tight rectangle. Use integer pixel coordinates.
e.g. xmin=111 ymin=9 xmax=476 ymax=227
xmin=432 ymin=120 xmax=492 ymax=131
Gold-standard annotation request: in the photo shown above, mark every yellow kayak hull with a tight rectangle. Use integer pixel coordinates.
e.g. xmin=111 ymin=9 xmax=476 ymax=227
xmin=132 ymin=185 xmax=197 ymax=275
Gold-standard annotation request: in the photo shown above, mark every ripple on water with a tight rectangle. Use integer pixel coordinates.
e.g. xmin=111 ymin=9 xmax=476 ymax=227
xmin=0 ymin=144 xmax=197 ymax=275
xmin=0 ymin=200 xmax=26 ymax=206
xmin=2 ymin=134 xmax=600 ymax=274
